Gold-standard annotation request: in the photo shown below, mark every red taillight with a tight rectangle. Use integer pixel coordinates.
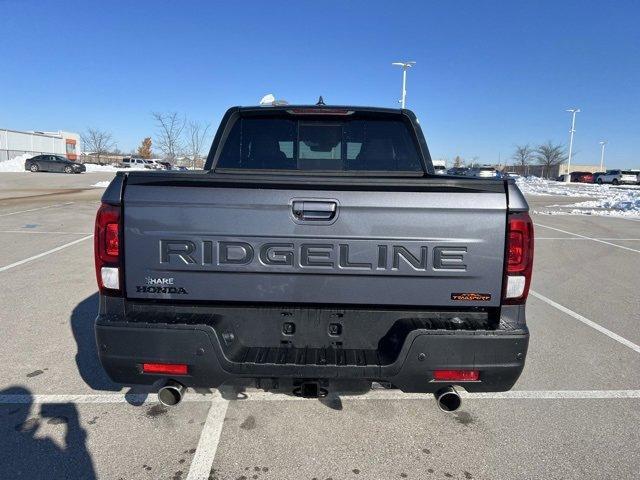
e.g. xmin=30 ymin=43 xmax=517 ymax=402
xmin=94 ymin=203 xmax=121 ymax=294
xmin=142 ymin=363 xmax=188 ymax=375
xmin=105 ymin=223 xmax=119 ymax=256
xmin=503 ymin=212 xmax=534 ymax=303
xmin=433 ymin=370 xmax=480 ymax=381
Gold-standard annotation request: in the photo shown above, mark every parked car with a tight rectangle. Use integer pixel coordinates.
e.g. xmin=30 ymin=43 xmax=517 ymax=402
xmin=446 ymin=167 xmax=469 ymax=176
xmin=25 ymin=154 xmax=86 ymax=174
xmin=557 ymin=171 xmax=594 ymax=183
xmin=468 ymin=166 xmax=499 ymax=178
xmin=145 ymin=159 xmax=170 ymax=170
xmin=174 ymin=166 xmax=189 ymax=171
xmin=504 ymin=172 xmax=521 ymax=179
xmin=433 ymin=165 xmax=447 ymax=175
xmin=122 ymin=157 xmax=154 ymax=169
xmin=94 ymin=103 xmax=533 ymax=411
xmin=596 ymin=169 xmax=638 ymax=185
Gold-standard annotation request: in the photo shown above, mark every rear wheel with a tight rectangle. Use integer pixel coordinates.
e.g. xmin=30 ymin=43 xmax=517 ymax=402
xmin=64 ymin=166 xmax=73 ymax=174
xmin=29 ymin=163 xmax=39 ymax=172
xmin=597 ymin=178 xmax=603 ymax=184
xmin=612 ymin=179 xmax=619 ymax=185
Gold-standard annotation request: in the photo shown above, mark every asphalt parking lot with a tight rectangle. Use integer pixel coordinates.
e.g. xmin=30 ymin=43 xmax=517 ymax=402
xmin=1 ymin=172 xmax=639 ymax=480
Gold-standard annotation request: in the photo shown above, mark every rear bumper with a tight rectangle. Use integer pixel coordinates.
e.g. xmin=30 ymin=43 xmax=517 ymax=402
xmin=96 ymin=314 xmax=529 ymax=394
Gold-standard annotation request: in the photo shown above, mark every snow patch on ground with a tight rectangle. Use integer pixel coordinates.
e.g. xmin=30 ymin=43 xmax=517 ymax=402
xmin=83 ymin=163 xmax=146 ymax=172
xmin=517 ymin=177 xmax=640 ymax=217
xmin=91 ymin=181 xmax=111 ymax=188
xmin=533 ymin=209 xmax=640 ymax=218
xmin=515 ymin=176 xmax=608 ymax=198
xmin=0 ymin=153 xmax=31 ymax=172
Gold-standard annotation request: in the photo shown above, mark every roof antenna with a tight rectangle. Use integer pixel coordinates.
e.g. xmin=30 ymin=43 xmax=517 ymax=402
xmin=316 ymin=96 xmax=325 ymax=106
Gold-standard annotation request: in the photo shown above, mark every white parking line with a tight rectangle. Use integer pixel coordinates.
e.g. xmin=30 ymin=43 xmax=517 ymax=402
xmin=2 ymin=389 xmax=640 ymax=405
xmin=0 ymin=202 xmax=74 ymax=217
xmin=186 ymin=400 xmax=229 ymax=480
xmin=239 ymin=389 xmax=640 ymax=401
xmin=462 ymin=390 xmax=640 ymax=399
xmin=530 ymin=290 xmax=640 ymax=355
xmin=0 ymin=234 xmax=93 ymax=273
xmin=536 ymin=237 xmax=640 ymax=241
xmin=0 ymin=393 xmax=215 ymax=404
xmin=534 ymin=223 xmax=640 ymax=253
xmin=0 ymin=230 xmax=92 ymax=235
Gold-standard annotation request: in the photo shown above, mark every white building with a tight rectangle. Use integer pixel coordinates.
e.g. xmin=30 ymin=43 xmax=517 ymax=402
xmin=0 ymin=129 xmax=81 ymax=162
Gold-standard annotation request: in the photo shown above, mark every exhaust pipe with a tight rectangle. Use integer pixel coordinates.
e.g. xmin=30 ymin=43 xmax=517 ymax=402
xmin=434 ymin=386 xmax=462 ymax=412
xmin=158 ymin=379 xmax=186 ymax=407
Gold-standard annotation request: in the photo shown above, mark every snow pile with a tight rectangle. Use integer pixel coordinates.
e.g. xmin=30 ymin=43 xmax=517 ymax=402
xmin=0 ymin=153 xmax=31 ymax=172
xmin=83 ymin=163 xmax=121 ymax=172
xmin=533 ymin=208 xmax=640 ymax=218
xmin=91 ymin=181 xmax=111 ymax=188
xmin=83 ymin=163 xmax=147 ymax=172
xmin=558 ymin=189 xmax=640 ymax=216
xmin=516 ymin=177 xmax=640 ymax=217
xmin=515 ymin=176 xmax=609 ymax=198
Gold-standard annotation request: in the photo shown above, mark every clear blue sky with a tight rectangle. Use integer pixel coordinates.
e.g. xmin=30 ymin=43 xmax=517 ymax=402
xmin=2 ymin=0 xmax=639 ymax=168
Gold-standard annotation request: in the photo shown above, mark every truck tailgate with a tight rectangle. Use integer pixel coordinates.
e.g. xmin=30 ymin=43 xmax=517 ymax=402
xmin=123 ymin=179 xmax=507 ymax=307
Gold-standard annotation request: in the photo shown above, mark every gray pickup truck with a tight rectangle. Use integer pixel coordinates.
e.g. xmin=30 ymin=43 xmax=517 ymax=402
xmin=94 ymin=105 xmax=533 ymax=411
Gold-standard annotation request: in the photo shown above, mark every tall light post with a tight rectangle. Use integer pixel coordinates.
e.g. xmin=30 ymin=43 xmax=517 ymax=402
xmin=599 ymin=141 xmax=607 ymax=171
xmin=565 ymin=108 xmax=580 ymax=183
xmin=392 ymin=61 xmax=416 ymax=108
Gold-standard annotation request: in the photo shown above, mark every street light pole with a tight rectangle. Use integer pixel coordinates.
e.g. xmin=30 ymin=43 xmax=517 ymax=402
xmin=392 ymin=61 xmax=416 ymax=108
xmin=565 ymin=108 xmax=580 ymax=183
xmin=599 ymin=141 xmax=607 ymax=171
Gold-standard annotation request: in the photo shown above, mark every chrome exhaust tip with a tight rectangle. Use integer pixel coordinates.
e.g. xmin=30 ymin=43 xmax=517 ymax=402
xmin=434 ymin=386 xmax=462 ymax=412
xmin=158 ymin=379 xmax=186 ymax=407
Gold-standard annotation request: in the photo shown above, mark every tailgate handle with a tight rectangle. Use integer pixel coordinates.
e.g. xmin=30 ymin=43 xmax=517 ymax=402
xmin=292 ymin=200 xmax=337 ymax=221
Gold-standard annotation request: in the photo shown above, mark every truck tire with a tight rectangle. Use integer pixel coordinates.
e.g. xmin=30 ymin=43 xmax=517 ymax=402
xmin=612 ymin=179 xmax=619 ymax=185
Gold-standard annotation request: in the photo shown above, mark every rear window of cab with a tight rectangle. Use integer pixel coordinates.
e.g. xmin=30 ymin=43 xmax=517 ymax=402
xmin=215 ymin=114 xmax=424 ymax=172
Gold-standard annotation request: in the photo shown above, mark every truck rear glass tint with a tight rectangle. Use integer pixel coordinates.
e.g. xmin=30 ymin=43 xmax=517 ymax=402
xmin=216 ymin=115 xmax=423 ymax=172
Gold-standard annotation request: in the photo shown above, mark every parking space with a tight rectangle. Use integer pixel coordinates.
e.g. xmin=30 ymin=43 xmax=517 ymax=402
xmin=0 ymin=400 xmax=211 ymax=480
xmin=212 ymin=396 xmax=640 ymax=480
xmin=531 ymin=215 xmax=640 ymax=346
xmin=1 ymin=175 xmax=639 ymax=479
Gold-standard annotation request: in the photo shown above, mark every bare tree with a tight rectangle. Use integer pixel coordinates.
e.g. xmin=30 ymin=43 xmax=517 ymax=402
xmin=80 ymin=128 xmax=116 ymax=164
xmin=535 ymin=141 xmax=567 ymax=179
xmin=452 ymin=156 xmax=464 ymax=167
xmin=152 ymin=112 xmax=185 ymax=161
xmin=512 ymin=144 xmax=534 ymax=175
xmin=185 ymin=121 xmax=211 ymax=169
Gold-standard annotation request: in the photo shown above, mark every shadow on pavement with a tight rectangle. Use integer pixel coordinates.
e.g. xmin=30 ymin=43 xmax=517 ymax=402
xmin=70 ymin=293 xmax=150 ymax=404
xmin=0 ymin=386 xmax=96 ymax=479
